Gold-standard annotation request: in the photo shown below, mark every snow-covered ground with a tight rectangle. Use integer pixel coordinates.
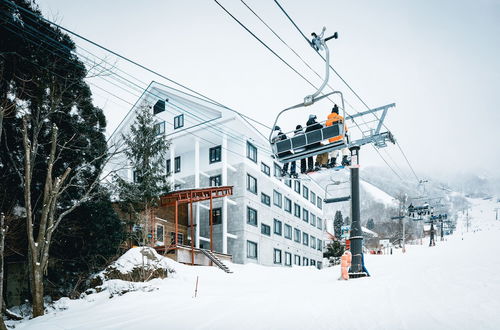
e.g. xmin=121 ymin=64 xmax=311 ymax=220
xmin=12 ymin=197 xmax=500 ymax=330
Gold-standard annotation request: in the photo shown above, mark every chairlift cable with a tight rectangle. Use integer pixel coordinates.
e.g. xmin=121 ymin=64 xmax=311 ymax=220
xmin=274 ymin=0 xmax=419 ymax=183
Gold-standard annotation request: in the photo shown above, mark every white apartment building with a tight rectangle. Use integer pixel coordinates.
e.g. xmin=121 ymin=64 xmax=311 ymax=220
xmin=108 ymin=81 xmax=326 ymax=268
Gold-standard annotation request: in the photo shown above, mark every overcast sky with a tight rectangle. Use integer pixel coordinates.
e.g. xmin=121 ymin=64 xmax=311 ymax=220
xmin=36 ymin=0 xmax=500 ymax=180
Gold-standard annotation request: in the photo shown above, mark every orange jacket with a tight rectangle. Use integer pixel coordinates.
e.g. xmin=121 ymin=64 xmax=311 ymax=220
xmin=325 ymin=113 xmax=347 ymax=142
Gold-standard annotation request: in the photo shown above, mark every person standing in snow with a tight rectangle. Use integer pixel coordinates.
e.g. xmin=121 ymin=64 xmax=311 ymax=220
xmin=305 ymin=114 xmax=323 ymax=172
xmin=326 ymin=104 xmax=351 ymax=167
xmin=271 ymin=126 xmax=296 ymax=177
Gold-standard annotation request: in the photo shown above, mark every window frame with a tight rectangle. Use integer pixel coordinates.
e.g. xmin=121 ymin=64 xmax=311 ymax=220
xmin=209 ymin=145 xmax=222 ymax=164
xmin=285 ymin=252 xmax=292 ymax=266
xmin=155 ymin=223 xmax=164 ymax=244
xmin=310 ymin=214 xmax=316 ymax=227
xmin=154 ymin=121 xmax=166 ymax=135
xmin=294 ymin=180 xmax=301 ymax=194
xmin=261 ymin=223 xmax=271 ymax=236
xmin=247 ymin=240 xmax=258 ymax=259
xmin=302 ymin=209 xmax=309 ymax=223
xmin=273 ymin=219 xmax=282 ymax=236
xmin=310 ymin=235 xmax=316 ymax=249
xmin=284 ymin=197 xmax=292 ymax=213
xmin=273 ymin=190 xmax=282 ymax=208
xmin=294 ymin=254 xmax=301 ymax=266
xmin=211 ymin=207 xmax=222 ymax=225
xmin=209 ymin=174 xmax=222 ymax=187
xmin=294 ymin=203 xmax=301 ymax=218
xmin=247 ymin=141 xmax=257 ymax=163
xmin=247 ymin=207 xmax=258 ymax=226
xmin=246 ymin=174 xmax=257 ymax=194
xmin=261 ymin=192 xmax=271 ymax=206
xmin=302 ymin=185 xmax=309 ymax=199
xmin=302 ymin=232 xmax=309 ymax=246
xmin=294 ymin=228 xmax=301 ymax=243
xmin=174 ymin=114 xmax=184 ymax=129
xmin=174 ymin=156 xmax=181 ymax=173
xmin=284 ymin=224 xmax=292 ymax=240
xmin=273 ymin=248 xmax=282 ymax=265
xmin=310 ymin=191 xmax=316 ymax=206
xmin=261 ymin=162 xmax=270 ymax=176
xmin=273 ymin=162 xmax=281 ymax=178
xmin=317 ymin=196 xmax=323 ymax=210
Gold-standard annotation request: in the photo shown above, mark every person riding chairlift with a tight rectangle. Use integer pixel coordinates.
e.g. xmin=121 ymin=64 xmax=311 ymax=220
xmin=326 ymin=104 xmax=351 ymax=167
xmin=293 ymin=125 xmax=307 ymax=175
xmin=305 ymin=114 xmax=323 ymax=172
xmin=271 ymin=126 xmax=296 ymax=177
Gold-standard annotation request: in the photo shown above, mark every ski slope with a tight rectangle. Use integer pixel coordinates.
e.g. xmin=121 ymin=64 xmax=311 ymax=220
xmin=12 ymin=197 xmax=500 ymax=330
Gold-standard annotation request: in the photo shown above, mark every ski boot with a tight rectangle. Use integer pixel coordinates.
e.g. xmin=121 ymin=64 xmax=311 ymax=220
xmin=341 ymin=156 xmax=351 ymax=166
xmin=327 ymin=157 xmax=337 ymax=168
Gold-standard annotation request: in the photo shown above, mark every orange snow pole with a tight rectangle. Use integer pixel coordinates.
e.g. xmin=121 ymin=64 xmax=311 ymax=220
xmin=341 ymin=251 xmax=352 ymax=280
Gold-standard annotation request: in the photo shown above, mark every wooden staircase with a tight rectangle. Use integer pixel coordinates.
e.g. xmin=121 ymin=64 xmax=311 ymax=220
xmin=200 ymin=249 xmax=233 ymax=273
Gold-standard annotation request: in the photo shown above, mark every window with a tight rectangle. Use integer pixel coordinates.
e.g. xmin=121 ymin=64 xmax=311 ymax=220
xmin=294 ymin=228 xmax=301 ymax=243
xmin=311 ymin=235 xmax=316 ymax=249
xmin=209 ymin=146 xmax=221 ymax=163
xmin=317 ymin=217 xmax=322 ymax=230
xmin=174 ymin=114 xmax=184 ymax=129
xmin=310 ymin=191 xmax=316 ymax=205
xmin=273 ymin=190 xmax=282 ymax=208
xmin=294 ymin=203 xmax=301 ymax=218
xmin=274 ymin=249 xmax=282 ymax=264
xmin=317 ymin=196 xmax=323 ymax=210
xmin=317 ymin=239 xmax=322 ymax=251
xmin=156 ymin=224 xmax=164 ymax=243
xmin=261 ymin=223 xmax=271 ymax=236
xmin=247 ymin=174 xmax=257 ymax=194
xmin=247 ymin=141 xmax=257 ymax=163
xmin=303 ymin=186 xmax=309 ymax=199
xmin=294 ymin=181 xmax=301 ymax=194
xmin=154 ymin=121 xmax=165 ymax=135
xmin=303 ymin=257 xmax=309 ymax=266
xmin=311 ymin=214 xmax=316 ymax=227
xmin=247 ymin=207 xmax=258 ymax=226
xmin=303 ymin=233 xmax=309 ymax=246
xmin=153 ymin=99 xmax=165 ymax=115
xmin=261 ymin=162 xmax=270 ymax=176
xmin=166 ymin=159 xmax=171 ymax=174
xmin=284 ymin=197 xmax=292 ymax=213
xmin=174 ymin=156 xmax=181 ymax=173
xmin=261 ymin=193 xmax=271 ymax=206
xmin=302 ymin=209 xmax=309 ymax=223
xmin=169 ymin=232 xmax=184 ymax=245
xmin=285 ymin=179 xmax=292 ymax=187
xmin=273 ymin=219 xmax=282 ymax=236
xmin=284 ymin=224 xmax=292 ymax=240
xmin=247 ymin=240 xmax=258 ymax=259
xmin=285 ymin=252 xmax=292 ymax=266
xmin=294 ymin=255 xmax=301 ymax=266
xmin=317 ymin=261 xmax=322 ymax=269
xmin=209 ymin=175 xmax=222 ymax=187
xmin=133 ymin=170 xmax=141 ymax=183
xmin=273 ymin=163 xmax=281 ymax=178
xmin=211 ymin=208 xmax=222 ymax=225
xmin=310 ymin=259 xmax=316 ymax=266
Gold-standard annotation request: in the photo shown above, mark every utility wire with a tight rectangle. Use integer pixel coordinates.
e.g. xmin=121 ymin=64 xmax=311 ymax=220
xmin=273 ymin=0 xmax=420 ymax=183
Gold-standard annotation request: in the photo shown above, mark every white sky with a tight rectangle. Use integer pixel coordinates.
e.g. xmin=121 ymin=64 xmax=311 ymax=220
xmin=36 ymin=0 xmax=500 ymax=179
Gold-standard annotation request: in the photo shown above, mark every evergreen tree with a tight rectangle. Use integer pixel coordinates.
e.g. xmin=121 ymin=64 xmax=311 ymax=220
xmin=0 ymin=0 xmax=122 ymax=316
xmin=323 ymin=241 xmax=344 ymax=259
xmin=115 ymin=102 xmax=170 ymax=245
xmin=333 ymin=210 xmax=344 ymax=238
xmin=366 ymin=218 xmax=375 ymax=230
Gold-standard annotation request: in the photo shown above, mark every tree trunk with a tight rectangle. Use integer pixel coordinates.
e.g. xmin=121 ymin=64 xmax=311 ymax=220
xmin=0 ymin=213 xmax=7 ymax=330
xmin=31 ymin=265 xmax=44 ymax=317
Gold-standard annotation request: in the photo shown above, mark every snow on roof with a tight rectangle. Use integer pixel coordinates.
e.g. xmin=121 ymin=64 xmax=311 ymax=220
xmin=360 ymin=180 xmax=398 ymax=207
xmin=362 ymin=226 xmax=379 ymax=237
